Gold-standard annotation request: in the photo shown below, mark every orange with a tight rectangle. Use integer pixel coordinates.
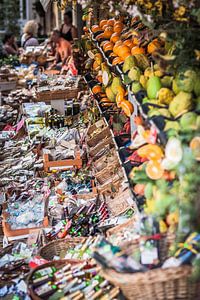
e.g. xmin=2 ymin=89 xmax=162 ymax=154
xmin=94 ymin=53 xmax=102 ymax=60
xmin=132 ymin=37 xmax=140 ymax=45
xmin=83 ymin=26 xmax=88 ymax=32
xmin=91 ymin=25 xmax=101 ymax=33
xmin=110 ymin=32 xmax=120 ymax=43
xmin=103 ymin=27 xmax=114 ymax=39
xmin=109 ymin=52 xmax=117 ymax=58
xmin=113 ymin=41 xmax=123 ymax=55
xmin=92 ymin=85 xmax=102 ymax=94
xmin=131 ymin=46 xmax=145 ymax=55
xmin=99 ymin=19 xmax=107 ymax=28
xmin=104 ymin=44 xmax=114 ymax=52
xmin=93 ymin=61 xmax=100 ymax=70
xmin=117 ymin=45 xmax=131 ymax=58
xmin=114 ymin=20 xmax=123 ymax=26
xmin=121 ymin=52 xmax=131 ymax=61
xmin=114 ymin=24 xmax=124 ymax=33
xmin=120 ymin=100 xmax=134 ymax=117
xmin=99 ymin=93 xmax=106 ymax=98
xmin=100 ymin=40 xmax=108 ymax=47
xmin=102 ymin=24 xmax=109 ymax=31
xmin=147 ymin=39 xmax=162 ymax=54
xmin=137 ymin=144 xmax=164 ymax=161
xmin=96 ymin=75 xmax=103 ymax=83
xmin=107 ymin=19 xmax=115 ymax=26
xmin=123 ymin=39 xmax=134 ymax=48
xmin=101 ymin=102 xmax=113 ymax=107
xmin=103 ymin=41 xmax=114 ymax=52
xmin=146 ymin=160 xmax=164 ymax=180
xmin=162 ymin=170 xmax=176 ymax=181
xmin=133 ymin=183 xmax=145 ymax=196
xmin=100 ymin=97 xmax=111 ymax=103
xmin=112 ymin=57 xmax=123 ymax=65
xmin=190 ymin=136 xmax=200 ymax=161
xmin=96 ymin=33 xmax=104 ymax=40
xmin=134 ymin=116 xmax=143 ymax=125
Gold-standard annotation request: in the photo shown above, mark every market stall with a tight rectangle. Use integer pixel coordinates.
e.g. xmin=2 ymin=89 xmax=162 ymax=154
xmin=0 ymin=0 xmax=200 ymax=299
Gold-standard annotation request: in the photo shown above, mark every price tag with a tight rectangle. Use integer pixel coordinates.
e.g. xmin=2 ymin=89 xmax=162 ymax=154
xmin=140 ymin=241 xmax=158 ymax=265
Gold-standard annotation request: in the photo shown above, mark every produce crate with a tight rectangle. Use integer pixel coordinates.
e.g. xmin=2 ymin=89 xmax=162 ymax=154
xmin=103 ymin=186 xmax=134 ymax=217
xmin=56 ymin=179 xmax=97 ymax=201
xmin=93 ymin=148 xmax=119 ymax=172
xmin=35 ymin=88 xmax=79 ymax=102
xmin=2 ymin=203 xmax=49 ymax=238
xmin=88 ymin=136 xmax=115 ymax=158
xmin=43 ymin=151 xmax=82 ymax=172
xmin=95 ymin=161 xmax=121 ymax=185
xmin=86 ymin=119 xmax=111 ymax=148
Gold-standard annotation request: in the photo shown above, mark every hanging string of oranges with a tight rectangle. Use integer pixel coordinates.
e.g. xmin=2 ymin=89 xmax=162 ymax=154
xmin=53 ymin=0 xmax=77 ymax=10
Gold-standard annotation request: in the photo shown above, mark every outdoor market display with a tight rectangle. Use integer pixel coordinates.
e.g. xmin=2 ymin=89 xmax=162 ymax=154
xmin=0 ymin=0 xmax=200 ymax=299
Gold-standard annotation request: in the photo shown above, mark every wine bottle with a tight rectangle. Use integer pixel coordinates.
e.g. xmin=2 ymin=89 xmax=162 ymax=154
xmin=32 ymin=274 xmax=54 ymax=287
xmin=34 ymin=266 xmax=57 ymax=279
xmin=34 ymin=282 xmax=57 ymax=298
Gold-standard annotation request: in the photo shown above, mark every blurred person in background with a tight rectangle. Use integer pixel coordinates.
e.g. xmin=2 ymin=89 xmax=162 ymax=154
xmin=21 ymin=20 xmax=39 ymax=49
xmin=60 ymin=11 xmax=78 ymax=43
xmin=2 ymin=33 xmax=19 ymax=56
xmin=48 ymin=29 xmax=71 ymax=70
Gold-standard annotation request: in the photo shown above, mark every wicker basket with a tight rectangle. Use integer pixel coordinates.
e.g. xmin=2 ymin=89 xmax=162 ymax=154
xmin=38 ymin=237 xmax=85 ymax=261
xmin=35 ymin=88 xmax=79 ymax=102
xmin=101 ymin=265 xmax=200 ymax=300
xmin=27 ymin=259 xmax=83 ymax=300
xmin=107 ymin=217 xmax=175 ymax=263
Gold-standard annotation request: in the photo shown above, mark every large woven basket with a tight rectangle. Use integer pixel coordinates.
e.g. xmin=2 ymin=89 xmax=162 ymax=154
xmin=28 ymin=259 xmax=83 ymax=300
xmin=38 ymin=237 xmax=85 ymax=261
xmin=107 ymin=218 xmax=175 ymax=263
xmin=101 ymin=265 xmax=200 ymax=300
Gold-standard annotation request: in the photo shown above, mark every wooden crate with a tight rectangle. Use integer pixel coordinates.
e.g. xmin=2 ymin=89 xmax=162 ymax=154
xmin=2 ymin=203 xmax=49 ymax=238
xmin=43 ymin=151 xmax=82 ymax=172
xmin=35 ymin=88 xmax=79 ymax=102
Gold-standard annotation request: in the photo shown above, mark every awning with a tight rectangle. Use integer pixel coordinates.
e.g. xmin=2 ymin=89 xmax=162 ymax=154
xmin=40 ymin=0 xmax=51 ymax=11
